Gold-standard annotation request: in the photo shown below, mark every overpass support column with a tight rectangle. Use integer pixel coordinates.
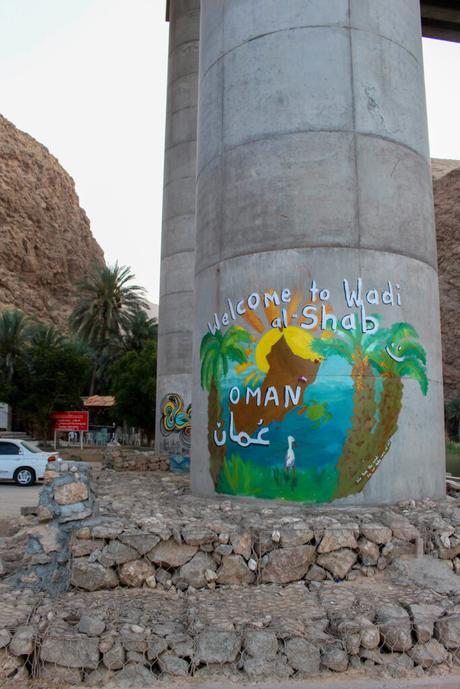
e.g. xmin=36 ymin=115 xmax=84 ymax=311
xmin=156 ymin=0 xmax=200 ymax=458
xmin=191 ymin=0 xmax=445 ymax=504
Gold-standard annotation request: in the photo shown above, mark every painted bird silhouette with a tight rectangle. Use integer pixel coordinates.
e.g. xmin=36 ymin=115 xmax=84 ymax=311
xmin=285 ymin=435 xmax=296 ymax=476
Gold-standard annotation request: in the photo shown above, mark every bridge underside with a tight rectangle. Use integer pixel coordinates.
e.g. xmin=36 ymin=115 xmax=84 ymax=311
xmin=166 ymin=1 xmax=460 ymax=43
xmin=421 ymin=0 xmax=460 ymax=42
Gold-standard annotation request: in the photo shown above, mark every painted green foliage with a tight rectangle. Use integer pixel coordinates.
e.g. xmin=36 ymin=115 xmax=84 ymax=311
xmin=200 ymin=326 xmax=252 ymax=485
xmin=200 ymin=312 xmax=428 ymax=503
xmin=312 ymin=321 xmax=428 ymax=498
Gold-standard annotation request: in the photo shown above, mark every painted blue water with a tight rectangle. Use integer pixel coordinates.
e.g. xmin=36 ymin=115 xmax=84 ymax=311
xmin=219 ymin=355 xmax=354 ymax=471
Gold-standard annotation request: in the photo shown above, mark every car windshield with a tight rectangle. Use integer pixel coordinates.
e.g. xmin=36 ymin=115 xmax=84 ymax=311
xmin=20 ymin=441 xmax=42 ymax=454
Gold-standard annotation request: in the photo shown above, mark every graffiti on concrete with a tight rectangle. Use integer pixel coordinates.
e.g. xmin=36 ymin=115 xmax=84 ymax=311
xmin=200 ymin=279 xmax=428 ymax=503
xmin=160 ymin=393 xmax=192 ymax=449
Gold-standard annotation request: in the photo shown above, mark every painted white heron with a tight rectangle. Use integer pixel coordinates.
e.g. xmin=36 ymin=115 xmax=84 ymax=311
xmin=285 ymin=435 xmax=296 ymax=475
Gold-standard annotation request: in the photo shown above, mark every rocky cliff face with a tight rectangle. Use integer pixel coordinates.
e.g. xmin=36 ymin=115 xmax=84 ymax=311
xmin=432 ymin=159 xmax=460 ymax=404
xmin=0 ymin=114 xmax=104 ymax=330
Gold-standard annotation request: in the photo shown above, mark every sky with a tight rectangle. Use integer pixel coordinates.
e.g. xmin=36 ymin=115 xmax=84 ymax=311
xmin=0 ymin=1 xmax=459 ymax=303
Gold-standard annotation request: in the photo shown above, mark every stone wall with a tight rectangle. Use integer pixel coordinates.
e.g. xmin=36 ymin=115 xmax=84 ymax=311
xmin=3 ymin=470 xmax=460 ymax=684
xmin=67 ymin=506 xmax=460 ymax=594
xmin=1 ymin=579 xmax=460 ymax=684
xmin=103 ymin=446 xmax=169 ymax=472
xmin=5 ymin=461 xmax=97 ymax=593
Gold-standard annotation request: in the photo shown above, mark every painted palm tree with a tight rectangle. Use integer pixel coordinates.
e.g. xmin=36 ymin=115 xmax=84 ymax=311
xmin=367 ymin=322 xmax=428 ymax=465
xmin=313 ymin=321 xmax=428 ymax=499
xmin=0 ymin=309 xmax=32 ymax=382
xmin=70 ymin=263 xmax=148 ymax=393
xmin=313 ymin=323 xmax=383 ymax=499
xmin=200 ymin=326 xmax=251 ymax=486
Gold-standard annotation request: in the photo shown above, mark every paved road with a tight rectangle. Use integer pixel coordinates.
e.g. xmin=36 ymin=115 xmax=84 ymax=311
xmin=0 ymin=482 xmax=40 ymax=517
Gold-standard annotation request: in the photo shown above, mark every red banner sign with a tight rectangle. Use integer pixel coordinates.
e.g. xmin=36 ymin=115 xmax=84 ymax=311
xmin=50 ymin=411 xmax=89 ymax=432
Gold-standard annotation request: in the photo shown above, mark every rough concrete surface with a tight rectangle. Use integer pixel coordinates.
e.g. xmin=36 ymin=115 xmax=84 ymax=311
xmin=155 ymin=0 xmax=200 ymax=455
xmin=191 ymin=0 xmax=444 ymax=505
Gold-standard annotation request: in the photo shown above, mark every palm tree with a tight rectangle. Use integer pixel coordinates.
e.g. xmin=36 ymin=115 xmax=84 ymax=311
xmin=200 ymin=326 xmax=251 ymax=486
xmin=313 ymin=325 xmax=381 ymax=499
xmin=69 ymin=263 xmax=148 ymax=393
xmin=122 ymin=308 xmax=157 ymax=352
xmin=367 ymin=323 xmax=428 ymax=463
xmin=0 ymin=309 xmax=32 ymax=382
xmin=29 ymin=323 xmax=64 ymax=351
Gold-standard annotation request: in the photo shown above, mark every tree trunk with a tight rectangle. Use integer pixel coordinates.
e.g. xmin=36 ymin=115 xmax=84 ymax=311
xmin=371 ymin=375 xmax=403 ymax=459
xmin=208 ymin=379 xmax=226 ymax=487
xmin=333 ymin=354 xmax=377 ymax=499
xmin=89 ymin=361 xmax=98 ymax=396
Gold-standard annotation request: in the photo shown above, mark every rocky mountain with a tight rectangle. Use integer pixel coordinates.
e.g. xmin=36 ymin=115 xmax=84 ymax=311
xmin=0 ymin=114 xmax=104 ymax=330
xmin=432 ymin=159 xmax=460 ymax=404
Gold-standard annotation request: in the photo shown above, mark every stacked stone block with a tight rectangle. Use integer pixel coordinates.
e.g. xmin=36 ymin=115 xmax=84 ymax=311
xmin=103 ymin=447 xmax=169 ymax=472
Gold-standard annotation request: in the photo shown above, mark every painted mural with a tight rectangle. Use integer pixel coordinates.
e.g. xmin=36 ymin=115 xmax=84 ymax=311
xmin=160 ymin=393 xmax=192 ymax=450
xmin=200 ymin=279 xmax=428 ymax=502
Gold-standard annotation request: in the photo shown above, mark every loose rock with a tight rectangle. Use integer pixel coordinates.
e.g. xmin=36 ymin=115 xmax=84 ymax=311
xmin=9 ymin=625 xmax=34 ymax=656
xmin=217 ymin=555 xmax=255 ymax=585
xmin=318 ymin=527 xmax=358 ymax=553
xmin=118 ymin=530 xmax=160 ymax=555
xmin=409 ymin=639 xmax=449 ymax=668
xmin=175 ymin=552 xmax=216 ymax=589
xmin=71 ymin=559 xmax=119 ymax=591
xmin=244 ymin=630 xmax=278 ymax=659
xmin=147 ymin=539 xmax=197 ymax=567
xmin=78 ymin=615 xmax=106 ymax=637
xmin=317 ymin=549 xmax=357 ymax=579
xmin=40 ymin=634 xmax=99 ymax=669
xmin=321 ymin=646 xmax=348 ymax=672
xmin=375 ymin=604 xmax=413 ymax=652
xmin=435 ymin=614 xmax=460 ymax=649
xmin=195 ymin=631 xmax=241 ymax=664
xmin=159 ymin=652 xmax=189 ymax=676
xmin=360 ymin=523 xmax=392 ymax=544
xmin=103 ymin=642 xmax=125 ymax=670
xmin=119 ymin=559 xmax=155 ymax=587
xmin=285 ymin=637 xmax=320 ymax=673
xmin=261 ymin=545 xmax=315 ymax=584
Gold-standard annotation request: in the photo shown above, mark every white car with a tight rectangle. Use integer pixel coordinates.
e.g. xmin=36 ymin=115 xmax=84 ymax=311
xmin=0 ymin=439 xmax=59 ymax=486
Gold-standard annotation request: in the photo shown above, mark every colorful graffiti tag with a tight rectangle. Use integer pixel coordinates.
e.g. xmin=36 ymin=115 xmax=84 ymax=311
xmin=200 ymin=279 xmax=428 ymax=503
xmin=160 ymin=393 xmax=192 ymax=450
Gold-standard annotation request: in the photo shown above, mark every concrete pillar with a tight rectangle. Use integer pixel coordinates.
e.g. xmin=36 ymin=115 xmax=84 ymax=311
xmin=156 ymin=0 xmax=199 ymax=458
xmin=191 ymin=0 xmax=445 ymax=504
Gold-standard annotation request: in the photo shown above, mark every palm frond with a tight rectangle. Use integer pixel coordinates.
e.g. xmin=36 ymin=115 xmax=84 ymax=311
xmin=399 ymin=359 xmax=428 ymax=395
xmin=313 ymin=337 xmax=353 ymax=363
xmin=394 ymin=340 xmax=427 ymax=365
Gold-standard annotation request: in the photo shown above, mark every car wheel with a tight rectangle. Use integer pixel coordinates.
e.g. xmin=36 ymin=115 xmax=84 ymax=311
xmin=14 ymin=467 xmax=36 ymax=486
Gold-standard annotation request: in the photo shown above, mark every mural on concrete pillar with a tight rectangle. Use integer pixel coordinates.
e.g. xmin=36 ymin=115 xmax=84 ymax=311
xmin=160 ymin=393 xmax=192 ymax=450
xmin=200 ymin=279 xmax=428 ymax=503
